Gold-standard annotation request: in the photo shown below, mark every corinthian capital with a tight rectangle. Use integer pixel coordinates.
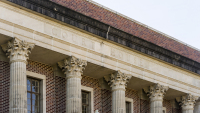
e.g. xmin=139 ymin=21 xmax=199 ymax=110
xmin=104 ymin=70 xmax=132 ymax=89
xmin=144 ymin=83 xmax=169 ymax=99
xmin=1 ymin=38 xmax=35 ymax=64
xmin=58 ymin=56 xmax=87 ymax=75
xmin=180 ymin=94 xmax=198 ymax=108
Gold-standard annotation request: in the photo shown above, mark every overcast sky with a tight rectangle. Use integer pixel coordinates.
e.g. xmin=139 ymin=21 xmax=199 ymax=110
xmin=93 ymin=0 xmax=200 ymax=50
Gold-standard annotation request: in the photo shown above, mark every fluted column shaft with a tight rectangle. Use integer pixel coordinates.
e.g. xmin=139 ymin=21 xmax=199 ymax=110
xmin=1 ymin=38 xmax=35 ymax=113
xmin=58 ymin=56 xmax=87 ymax=113
xmin=104 ymin=71 xmax=132 ymax=113
xmin=66 ymin=71 xmax=82 ymax=113
xmin=182 ymin=105 xmax=194 ymax=113
xmin=194 ymin=100 xmax=200 ymax=113
xmin=144 ymin=83 xmax=169 ymax=113
xmin=150 ymin=95 xmax=163 ymax=113
xmin=112 ymin=85 xmax=126 ymax=113
xmin=9 ymin=62 xmax=27 ymax=113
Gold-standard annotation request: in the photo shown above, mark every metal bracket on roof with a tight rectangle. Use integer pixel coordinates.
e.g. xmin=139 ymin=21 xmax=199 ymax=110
xmin=106 ymin=26 xmax=110 ymax=40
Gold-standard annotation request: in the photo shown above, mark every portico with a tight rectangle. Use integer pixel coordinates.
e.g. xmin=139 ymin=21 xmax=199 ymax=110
xmin=0 ymin=1 xmax=200 ymax=113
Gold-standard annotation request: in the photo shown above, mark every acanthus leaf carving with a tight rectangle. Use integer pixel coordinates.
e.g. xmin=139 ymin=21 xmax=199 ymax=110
xmin=1 ymin=38 xmax=35 ymax=64
xmin=104 ymin=70 xmax=132 ymax=88
xmin=180 ymin=93 xmax=198 ymax=107
xmin=144 ymin=83 xmax=169 ymax=99
xmin=58 ymin=56 xmax=87 ymax=75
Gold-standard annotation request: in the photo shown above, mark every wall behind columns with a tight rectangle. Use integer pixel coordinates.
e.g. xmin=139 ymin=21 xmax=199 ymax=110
xmin=163 ymin=100 xmax=172 ymax=113
xmin=0 ymin=60 xmax=183 ymax=113
xmin=125 ymin=88 xmax=140 ymax=113
xmin=140 ymin=100 xmax=150 ymax=113
xmin=0 ymin=61 xmax=10 ymax=113
xmin=55 ymin=76 xmax=66 ymax=113
xmin=27 ymin=60 xmax=56 ymax=113
xmin=81 ymin=76 xmax=105 ymax=113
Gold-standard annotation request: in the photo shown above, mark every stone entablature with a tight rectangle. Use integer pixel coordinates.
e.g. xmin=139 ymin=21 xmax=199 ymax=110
xmin=6 ymin=0 xmax=200 ymax=75
xmin=0 ymin=1 xmax=200 ymax=97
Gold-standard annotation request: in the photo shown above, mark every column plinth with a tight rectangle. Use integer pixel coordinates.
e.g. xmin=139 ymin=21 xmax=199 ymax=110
xmin=179 ymin=94 xmax=198 ymax=113
xmin=144 ymin=83 xmax=169 ymax=113
xmin=1 ymin=38 xmax=35 ymax=113
xmin=58 ymin=56 xmax=87 ymax=113
xmin=104 ymin=71 xmax=132 ymax=113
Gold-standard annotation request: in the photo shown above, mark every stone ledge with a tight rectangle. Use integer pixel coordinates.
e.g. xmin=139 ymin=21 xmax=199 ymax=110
xmin=3 ymin=0 xmax=200 ymax=75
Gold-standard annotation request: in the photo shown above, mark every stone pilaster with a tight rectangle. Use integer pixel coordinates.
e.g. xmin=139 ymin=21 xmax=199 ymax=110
xmin=178 ymin=94 xmax=198 ymax=113
xmin=1 ymin=38 xmax=35 ymax=113
xmin=144 ymin=83 xmax=169 ymax=113
xmin=194 ymin=98 xmax=200 ymax=113
xmin=58 ymin=56 xmax=87 ymax=113
xmin=104 ymin=70 xmax=132 ymax=113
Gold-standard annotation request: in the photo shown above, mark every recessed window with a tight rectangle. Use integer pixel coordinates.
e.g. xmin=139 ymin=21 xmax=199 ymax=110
xmin=27 ymin=78 xmax=40 ymax=113
xmin=163 ymin=107 xmax=166 ymax=113
xmin=82 ymin=91 xmax=90 ymax=113
xmin=125 ymin=97 xmax=133 ymax=113
xmin=126 ymin=101 xmax=131 ymax=113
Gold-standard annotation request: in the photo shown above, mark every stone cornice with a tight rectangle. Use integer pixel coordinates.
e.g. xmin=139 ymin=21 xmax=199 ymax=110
xmin=104 ymin=70 xmax=132 ymax=89
xmin=1 ymin=38 xmax=35 ymax=64
xmin=58 ymin=56 xmax=87 ymax=76
xmin=144 ymin=83 xmax=169 ymax=100
xmin=4 ymin=0 xmax=200 ymax=75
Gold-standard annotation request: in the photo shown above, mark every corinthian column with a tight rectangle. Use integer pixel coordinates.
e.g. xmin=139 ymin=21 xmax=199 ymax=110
xmin=104 ymin=70 xmax=132 ymax=113
xmin=1 ymin=38 xmax=35 ymax=113
xmin=179 ymin=94 xmax=198 ymax=113
xmin=144 ymin=83 xmax=169 ymax=113
xmin=58 ymin=56 xmax=87 ymax=113
xmin=194 ymin=98 xmax=200 ymax=113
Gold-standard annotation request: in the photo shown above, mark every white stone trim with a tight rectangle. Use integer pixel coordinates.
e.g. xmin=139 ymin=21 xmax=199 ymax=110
xmin=1 ymin=1 xmax=200 ymax=97
xmin=26 ymin=71 xmax=46 ymax=113
xmin=125 ymin=97 xmax=133 ymax=113
xmin=81 ymin=86 xmax=94 ymax=113
xmin=163 ymin=107 xmax=166 ymax=113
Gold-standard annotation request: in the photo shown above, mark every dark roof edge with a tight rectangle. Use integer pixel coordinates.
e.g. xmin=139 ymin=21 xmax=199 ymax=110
xmin=6 ymin=0 xmax=200 ymax=74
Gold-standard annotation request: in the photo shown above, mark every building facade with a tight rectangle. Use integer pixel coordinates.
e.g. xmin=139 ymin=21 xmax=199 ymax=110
xmin=0 ymin=0 xmax=200 ymax=113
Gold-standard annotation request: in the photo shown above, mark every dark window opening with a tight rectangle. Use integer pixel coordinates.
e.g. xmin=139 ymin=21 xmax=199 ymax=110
xmin=27 ymin=78 xmax=40 ymax=113
xmin=126 ymin=101 xmax=131 ymax=113
xmin=82 ymin=91 xmax=90 ymax=113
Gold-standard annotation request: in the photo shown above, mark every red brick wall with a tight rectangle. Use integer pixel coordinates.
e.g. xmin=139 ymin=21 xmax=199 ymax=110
xmin=0 ymin=60 xmax=182 ymax=113
xmin=52 ymin=0 xmax=200 ymax=63
xmin=55 ymin=76 xmax=66 ymax=113
xmin=125 ymin=88 xmax=140 ymax=113
xmin=81 ymin=75 xmax=105 ymax=112
xmin=101 ymin=89 xmax=112 ymax=113
xmin=27 ymin=60 xmax=56 ymax=113
xmin=163 ymin=99 xmax=172 ymax=113
xmin=172 ymin=108 xmax=182 ymax=113
xmin=140 ymin=99 xmax=150 ymax=113
xmin=0 ymin=61 xmax=10 ymax=113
